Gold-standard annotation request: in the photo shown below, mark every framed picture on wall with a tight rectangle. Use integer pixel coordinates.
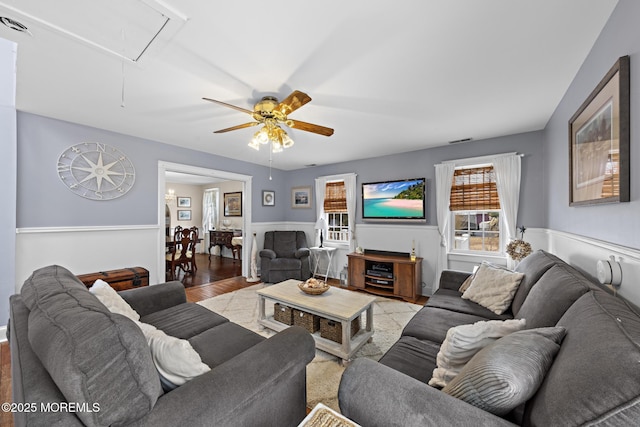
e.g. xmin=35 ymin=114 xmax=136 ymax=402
xmin=262 ymin=190 xmax=275 ymax=206
xmin=224 ymin=192 xmax=242 ymax=216
xmin=177 ymin=197 xmax=191 ymax=208
xmin=178 ymin=210 xmax=191 ymax=221
xmin=291 ymin=186 xmax=312 ymax=209
xmin=569 ymin=55 xmax=630 ymax=206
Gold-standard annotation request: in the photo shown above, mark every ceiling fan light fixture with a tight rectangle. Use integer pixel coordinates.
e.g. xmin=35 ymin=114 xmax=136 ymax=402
xmin=282 ymin=133 xmax=294 ymax=148
xmin=271 ymin=141 xmax=283 ymax=153
xmin=248 ymin=138 xmax=260 ymax=150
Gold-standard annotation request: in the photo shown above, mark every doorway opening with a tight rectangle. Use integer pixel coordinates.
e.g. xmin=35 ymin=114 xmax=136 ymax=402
xmin=158 ymin=161 xmax=253 ymax=284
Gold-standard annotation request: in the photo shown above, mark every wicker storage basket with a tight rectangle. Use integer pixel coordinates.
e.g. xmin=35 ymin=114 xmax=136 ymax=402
xmin=274 ymin=303 xmax=294 ymax=325
xmin=320 ymin=317 xmax=361 ymax=344
xmin=293 ymin=309 xmax=321 ymax=333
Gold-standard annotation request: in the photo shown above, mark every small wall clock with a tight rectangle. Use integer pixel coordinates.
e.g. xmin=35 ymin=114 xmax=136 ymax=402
xmin=57 ymin=142 xmax=136 ymax=200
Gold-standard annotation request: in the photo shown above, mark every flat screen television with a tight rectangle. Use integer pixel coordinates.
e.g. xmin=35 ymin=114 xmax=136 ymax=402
xmin=362 ymin=178 xmax=426 ymax=221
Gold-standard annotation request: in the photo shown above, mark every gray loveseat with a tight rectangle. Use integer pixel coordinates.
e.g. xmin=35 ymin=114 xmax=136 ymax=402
xmin=9 ymin=265 xmax=315 ymax=427
xmin=339 ymin=250 xmax=640 ymax=426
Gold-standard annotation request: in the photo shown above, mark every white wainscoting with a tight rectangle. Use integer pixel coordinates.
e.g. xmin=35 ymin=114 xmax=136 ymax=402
xmin=15 ymin=223 xmax=640 ymax=307
xmin=15 ymin=225 xmax=161 ymax=292
xmin=524 ymin=228 xmax=640 ymax=307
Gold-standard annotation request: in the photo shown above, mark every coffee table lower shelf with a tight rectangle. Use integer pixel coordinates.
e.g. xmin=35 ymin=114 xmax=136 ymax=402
xmin=258 ymin=316 xmax=373 ymax=365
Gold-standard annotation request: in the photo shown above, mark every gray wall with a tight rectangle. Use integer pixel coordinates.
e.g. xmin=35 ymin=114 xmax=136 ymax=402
xmin=17 ymin=113 xmax=286 ymax=227
xmin=544 ymin=0 xmax=640 ymax=248
xmin=1 ymin=38 xmax=16 ymax=327
xmin=285 ymin=131 xmax=546 ymax=230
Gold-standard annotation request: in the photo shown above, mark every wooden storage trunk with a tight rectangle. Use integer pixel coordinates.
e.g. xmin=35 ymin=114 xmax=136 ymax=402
xmin=293 ymin=309 xmax=321 ymax=333
xmin=320 ymin=317 xmax=360 ymax=344
xmin=274 ymin=303 xmax=294 ymax=325
xmin=77 ymin=267 xmax=149 ymax=292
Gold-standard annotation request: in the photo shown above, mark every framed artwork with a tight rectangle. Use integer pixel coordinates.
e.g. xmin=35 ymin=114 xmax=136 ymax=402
xmin=224 ymin=192 xmax=242 ymax=216
xmin=177 ymin=197 xmax=191 ymax=208
xmin=569 ymin=55 xmax=630 ymax=206
xmin=177 ymin=210 xmax=191 ymax=221
xmin=291 ymin=186 xmax=312 ymax=209
xmin=262 ymin=190 xmax=275 ymax=206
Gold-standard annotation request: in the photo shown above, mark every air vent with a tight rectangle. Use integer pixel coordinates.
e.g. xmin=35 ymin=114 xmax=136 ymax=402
xmin=305 ymin=164 xmax=318 ymax=167
xmin=0 ymin=17 xmax=31 ymax=35
xmin=448 ymin=138 xmax=472 ymax=144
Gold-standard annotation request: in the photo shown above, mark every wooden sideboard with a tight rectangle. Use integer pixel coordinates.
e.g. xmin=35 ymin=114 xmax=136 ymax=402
xmin=347 ymin=252 xmax=422 ymax=302
xmin=209 ymin=230 xmax=242 ymax=260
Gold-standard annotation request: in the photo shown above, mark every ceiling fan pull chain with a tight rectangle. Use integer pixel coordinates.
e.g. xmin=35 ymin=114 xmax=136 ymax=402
xmin=120 ymin=29 xmax=126 ymax=108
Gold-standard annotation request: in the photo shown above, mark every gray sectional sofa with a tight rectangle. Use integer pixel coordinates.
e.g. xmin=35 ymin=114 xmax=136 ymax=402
xmin=9 ymin=265 xmax=315 ymax=427
xmin=339 ymin=250 xmax=640 ymax=426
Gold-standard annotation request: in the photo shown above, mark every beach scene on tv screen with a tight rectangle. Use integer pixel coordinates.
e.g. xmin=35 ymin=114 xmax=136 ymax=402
xmin=363 ymin=179 xmax=424 ymax=218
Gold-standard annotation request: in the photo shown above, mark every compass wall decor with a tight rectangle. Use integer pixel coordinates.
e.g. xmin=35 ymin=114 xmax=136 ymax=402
xmin=57 ymin=142 xmax=136 ymax=200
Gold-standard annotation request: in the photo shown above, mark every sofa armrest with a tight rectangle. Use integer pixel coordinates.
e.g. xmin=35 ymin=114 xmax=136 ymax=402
xmin=339 ymin=358 xmax=516 ymax=427
xmin=439 ymin=269 xmax=472 ymax=291
xmin=295 ymin=248 xmax=310 ymax=258
xmin=118 ymin=281 xmax=187 ymax=317
xmin=259 ymin=249 xmax=276 ymax=259
xmin=132 ymin=326 xmax=315 ymax=427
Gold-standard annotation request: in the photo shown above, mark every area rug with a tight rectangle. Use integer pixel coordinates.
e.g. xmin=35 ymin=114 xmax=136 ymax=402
xmin=197 ymin=284 xmax=422 ymax=412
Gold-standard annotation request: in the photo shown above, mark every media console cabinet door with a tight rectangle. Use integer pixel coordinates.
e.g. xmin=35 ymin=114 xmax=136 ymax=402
xmin=348 ymin=255 xmax=365 ymax=289
xmin=395 ymin=263 xmax=414 ymax=298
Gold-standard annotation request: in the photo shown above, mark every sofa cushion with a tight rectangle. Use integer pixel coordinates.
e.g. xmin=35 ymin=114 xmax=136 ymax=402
xmin=443 ymin=327 xmax=566 ymax=416
xmin=461 ymin=262 xmax=524 ymax=315
xmin=524 ymin=292 xmax=640 ymax=425
xmin=402 ymin=306 xmax=490 ymax=343
xmin=142 ymin=303 xmax=229 ymax=339
xmin=429 ymin=318 xmax=526 ymax=388
xmin=21 ymin=265 xmax=94 ymax=311
xmin=426 ymin=289 xmax=513 ymax=320
xmin=23 ymin=265 xmax=163 ymax=427
xmin=136 ymin=321 xmax=211 ymax=391
xmin=189 ymin=322 xmax=265 ymax=368
xmin=512 ymin=250 xmax=564 ymax=315
xmin=89 ymin=279 xmax=140 ymax=321
xmin=378 ymin=336 xmax=441 ymax=384
xmin=516 ymin=264 xmax=594 ymax=329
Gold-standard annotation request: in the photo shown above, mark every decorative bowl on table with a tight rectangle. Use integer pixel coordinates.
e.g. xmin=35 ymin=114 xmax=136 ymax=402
xmin=299 ymin=278 xmax=330 ymax=295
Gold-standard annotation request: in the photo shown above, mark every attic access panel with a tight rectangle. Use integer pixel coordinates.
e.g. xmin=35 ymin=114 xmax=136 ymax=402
xmin=0 ymin=0 xmax=184 ymax=62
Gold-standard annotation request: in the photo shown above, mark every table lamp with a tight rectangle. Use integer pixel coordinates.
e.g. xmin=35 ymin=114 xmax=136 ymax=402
xmin=315 ymin=217 xmax=326 ymax=247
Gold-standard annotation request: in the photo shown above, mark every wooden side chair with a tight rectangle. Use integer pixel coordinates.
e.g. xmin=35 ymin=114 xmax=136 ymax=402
xmin=166 ymin=226 xmax=198 ymax=280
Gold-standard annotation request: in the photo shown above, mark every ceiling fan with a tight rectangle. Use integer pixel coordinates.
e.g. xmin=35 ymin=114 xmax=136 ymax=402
xmin=203 ymin=90 xmax=334 ymax=152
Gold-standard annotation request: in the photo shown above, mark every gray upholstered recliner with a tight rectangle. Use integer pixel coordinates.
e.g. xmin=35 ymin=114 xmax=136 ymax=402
xmin=260 ymin=231 xmax=311 ymax=283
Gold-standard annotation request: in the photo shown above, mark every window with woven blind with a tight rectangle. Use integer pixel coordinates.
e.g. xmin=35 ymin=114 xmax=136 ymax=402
xmin=324 ymin=181 xmax=347 ymax=212
xmin=449 ymin=166 xmax=501 ymax=211
xmin=323 ymin=181 xmax=349 ymax=242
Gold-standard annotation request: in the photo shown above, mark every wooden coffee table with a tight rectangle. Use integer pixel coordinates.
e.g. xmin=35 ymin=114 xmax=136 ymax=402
xmin=257 ymin=279 xmax=376 ymax=365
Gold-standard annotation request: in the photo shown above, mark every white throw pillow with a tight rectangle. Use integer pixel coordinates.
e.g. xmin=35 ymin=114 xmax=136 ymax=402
xmin=135 ymin=321 xmax=210 ymax=389
xmin=461 ymin=262 xmax=524 ymax=314
xmin=428 ymin=318 xmax=526 ymax=388
xmin=89 ymin=279 xmax=140 ymax=321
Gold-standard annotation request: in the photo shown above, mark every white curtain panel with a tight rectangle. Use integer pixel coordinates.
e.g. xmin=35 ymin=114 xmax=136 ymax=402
xmin=342 ymin=173 xmax=357 ymax=252
xmin=492 ymin=154 xmax=521 ymax=245
xmin=202 ymin=189 xmax=218 ymax=253
xmin=435 ymin=163 xmax=455 ymax=283
xmin=314 ymin=178 xmax=326 ymax=247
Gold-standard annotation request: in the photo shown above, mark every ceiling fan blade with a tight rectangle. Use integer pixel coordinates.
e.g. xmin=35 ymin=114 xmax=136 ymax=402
xmin=288 ymin=119 xmax=334 ymax=137
xmin=203 ymin=97 xmax=255 ymax=115
xmin=277 ymin=90 xmax=312 ymax=116
xmin=213 ymin=122 xmax=260 ymax=133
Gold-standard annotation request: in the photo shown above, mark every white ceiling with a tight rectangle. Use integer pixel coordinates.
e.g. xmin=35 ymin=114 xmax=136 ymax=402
xmin=0 ymin=0 xmax=618 ymax=170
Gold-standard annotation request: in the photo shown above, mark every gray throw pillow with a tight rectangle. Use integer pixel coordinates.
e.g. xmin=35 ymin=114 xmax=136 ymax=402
xmin=442 ymin=327 xmax=566 ymax=416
